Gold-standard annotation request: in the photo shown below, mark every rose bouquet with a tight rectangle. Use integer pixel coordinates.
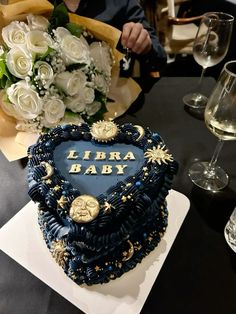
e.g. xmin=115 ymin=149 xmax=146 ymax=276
xmin=0 ymin=4 xmax=114 ymax=133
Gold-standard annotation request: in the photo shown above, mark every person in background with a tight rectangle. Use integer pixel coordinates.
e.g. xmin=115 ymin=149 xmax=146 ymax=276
xmin=50 ymin=0 xmax=167 ymax=92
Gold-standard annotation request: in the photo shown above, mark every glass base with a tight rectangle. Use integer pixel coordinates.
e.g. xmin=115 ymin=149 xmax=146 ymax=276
xmin=183 ymin=93 xmax=208 ymax=109
xmin=224 ymin=221 xmax=236 ymax=253
xmin=188 ymin=161 xmax=229 ymax=192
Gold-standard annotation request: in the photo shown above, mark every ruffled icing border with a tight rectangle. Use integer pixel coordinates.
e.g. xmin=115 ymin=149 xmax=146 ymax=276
xmin=27 ymin=122 xmax=178 ymax=285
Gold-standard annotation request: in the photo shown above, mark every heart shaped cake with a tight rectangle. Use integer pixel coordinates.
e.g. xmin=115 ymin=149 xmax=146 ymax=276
xmin=27 ymin=121 xmax=178 ymax=285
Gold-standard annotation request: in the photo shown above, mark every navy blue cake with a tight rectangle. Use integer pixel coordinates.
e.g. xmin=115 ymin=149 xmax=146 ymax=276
xmin=27 ymin=121 xmax=178 ymax=285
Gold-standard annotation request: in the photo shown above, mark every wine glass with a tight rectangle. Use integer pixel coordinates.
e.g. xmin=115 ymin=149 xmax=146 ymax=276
xmin=183 ymin=12 xmax=234 ymax=109
xmin=188 ymin=60 xmax=236 ymax=192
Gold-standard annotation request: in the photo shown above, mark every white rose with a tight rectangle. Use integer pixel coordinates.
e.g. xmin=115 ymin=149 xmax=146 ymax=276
xmin=85 ymin=101 xmax=102 ymax=116
xmin=6 ymin=46 xmax=33 ymax=79
xmin=0 ymin=46 xmax=4 ymax=57
xmin=81 ymin=86 xmax=95 ymax=104
xmin=6 ymin=81 xmax=42 ymax=119
xmin=93 ymin=73 xmax=110 ymax=94
xmin=64 ymin=87 xmax=95 ymax=111
xmin=55 ymin=27 xmax=90 ymax=65
xmin=2 ymin=21 xmax=29 ymax=48
xmin=34 ymin=61 xmax=54 ymax=88
xmin=90 ymin=41 xmax=112 ymax=76
xmin=27 ymin=14 xmax=49 ymax=31
xmin=55 ymin=70 xmax=87 ymax=96
xmin=43 ymin=98 xmax=65 ymax=124
xmin=54 ymin=27 xmax=70 ymax=40
xmin=26 ymin=30 xmax=52 ymax=55
xmin=0 ymin=91 xmax=22 ymax=120
xmin=64 ymin=95 xmax=86 ymax=113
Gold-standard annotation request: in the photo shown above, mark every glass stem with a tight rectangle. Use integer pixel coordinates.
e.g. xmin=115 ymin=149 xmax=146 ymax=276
xmin=197 ymin=67 xmax=207 ymax=92
xmin=206 ymin=139 xmax=224 ymax=176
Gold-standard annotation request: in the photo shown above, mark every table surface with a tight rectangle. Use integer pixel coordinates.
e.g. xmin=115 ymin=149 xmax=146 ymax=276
xmin=0 ymin=77 xmax=236 ymax=314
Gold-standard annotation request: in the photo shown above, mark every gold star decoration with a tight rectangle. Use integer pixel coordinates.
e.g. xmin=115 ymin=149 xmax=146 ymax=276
xmin=121 ymin=196 xmax=127 ymax=202
xmin=95 ymin=265 xmax=101 ymax=271
xmin=115 ymin=261 xmax=123 ymax=268
xmin=45 ymin=179 xmax=52 ymax=184
xmin=53 ymin=185 xmax=61 ymax=191
xmin=144 ymin=144 xmax=173 ymax=165
xmin=71 ymin=274 xmax=77 ymax=280
xmin=103 ymin=202 xmax=112 ymax=213
xmin=57 ymin=195 xmax=67 ymax=208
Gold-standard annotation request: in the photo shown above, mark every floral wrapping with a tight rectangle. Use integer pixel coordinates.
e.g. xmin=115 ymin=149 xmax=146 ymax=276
xmin=0 ymin=6 xmax=115 ymax=132
xmin=0 ymin=0 xmax=141 ymax=161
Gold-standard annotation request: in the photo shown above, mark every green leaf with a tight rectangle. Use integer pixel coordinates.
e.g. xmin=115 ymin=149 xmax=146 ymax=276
xmin=66 ymin=22 xmax=83 ymax=37
xmin=0 ymin=76 xmax=7 ymax=89
xmin=106 ymin=97 xmax=115 ymax=103
xmin=66 ymin=63 xmax=86 ymax=72
xmin=0 ymin=59 xmax=15 ymax=88
xmin=5 ymin=78 xmax=13 ymax=88
xmin=42 ymin=127 xmax=50 ymax=133
xmin=94 ymin=90 xmax=107 ymax=104
xmin=85 ymin=103 xmax=108 ymax=125
xmin=39 ymin=46 xmax=54 ymax=61
xmin=0 ymin=59 xmax=8 ymax=79
xmin=48 ymin=3 xmax=69 ymax=31
xmin=64 ymin=110 xmax=78 ymax=118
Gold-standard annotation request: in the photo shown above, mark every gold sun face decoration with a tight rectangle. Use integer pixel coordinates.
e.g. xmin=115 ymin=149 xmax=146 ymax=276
xmin=90 ymin=120 xmax=119 ymax=142
xmin=144 ymin=144 xmax=173 ymax=165
xmin=51 ymin=239 xmax=69 ymax=268
xmin=69 ymin=195 xmax=100 ymax=223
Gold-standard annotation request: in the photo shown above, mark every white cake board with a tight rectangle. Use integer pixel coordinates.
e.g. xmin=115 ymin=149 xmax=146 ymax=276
xmin=0 ymin=189 xmax=190 ymax=314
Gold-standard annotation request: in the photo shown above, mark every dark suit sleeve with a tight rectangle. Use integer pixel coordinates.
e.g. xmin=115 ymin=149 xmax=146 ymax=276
xmin=124 ymin=0 xmax=167 ymax=73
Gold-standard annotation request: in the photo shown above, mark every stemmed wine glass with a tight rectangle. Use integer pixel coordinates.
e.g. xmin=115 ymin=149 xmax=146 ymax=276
xmin=183 ymin=12 xmax=234 ymax=109
xmin=188 ymin=60 xmax=236 ymax=192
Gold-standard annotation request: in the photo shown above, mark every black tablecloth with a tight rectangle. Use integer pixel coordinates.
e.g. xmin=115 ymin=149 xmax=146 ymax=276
xmin=0 ymin=77 xmax=236 ymax=314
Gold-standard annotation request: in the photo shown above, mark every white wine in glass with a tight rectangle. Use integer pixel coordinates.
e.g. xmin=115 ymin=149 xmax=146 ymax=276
xmin=188 ymin=60 xmax=236 ymax=192
xmin=183 ymin=12 xmax=234 ymax=109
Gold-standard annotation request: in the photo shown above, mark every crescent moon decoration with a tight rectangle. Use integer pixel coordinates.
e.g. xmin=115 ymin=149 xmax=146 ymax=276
xmin=134 ymin=125 xmax=145 ymax=141
xmin=122 ymin=240 xmax=134 ymax=262
xmin=41 ymin=161 xmax=54 ymax=180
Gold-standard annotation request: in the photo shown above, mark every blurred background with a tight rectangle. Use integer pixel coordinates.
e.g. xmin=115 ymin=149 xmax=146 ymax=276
xmin=140 ymin=0 xmax=236 ymax=79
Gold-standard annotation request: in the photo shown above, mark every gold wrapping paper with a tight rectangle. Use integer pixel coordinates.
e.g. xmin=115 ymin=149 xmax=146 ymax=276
xmin=0 ymin=0 xmax=141 ymax=161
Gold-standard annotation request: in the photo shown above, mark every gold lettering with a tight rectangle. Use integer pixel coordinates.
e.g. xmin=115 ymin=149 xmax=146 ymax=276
xmin=83 ymin=151 xmax=91 ymax=160
xmin=84 ymin=165 xmax=97 ymax=175
xmin=115 ymin=165 xmax=127 ymax=174
xmin=67 ymin=150 xmax=78 ymax=160
xmin=95 ymin=151 xmax=106 ymax=160
xmin=69 ymin=164 xmax=81 ymax=173
xmin=123 ymin=151 xmax=136 ymax=160
xmin=101 ymin=165 xmax=112 ymax=174
xmin=109 ymin=151 xmax=121 ymax=160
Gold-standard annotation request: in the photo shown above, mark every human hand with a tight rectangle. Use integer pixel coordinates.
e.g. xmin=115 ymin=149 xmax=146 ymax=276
xmin=121 ymin=22 xmax=152 ymax=55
